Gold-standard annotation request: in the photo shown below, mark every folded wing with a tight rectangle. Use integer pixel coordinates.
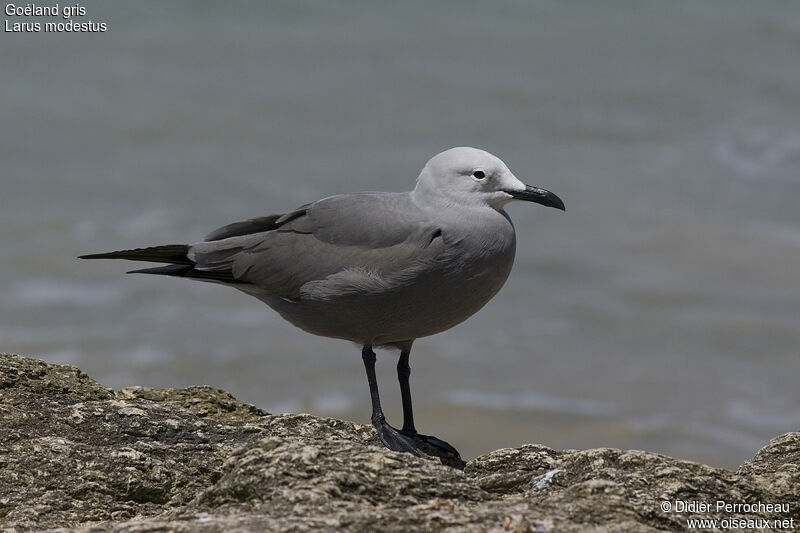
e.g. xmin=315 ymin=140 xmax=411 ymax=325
xmin=190 ymin=193 xmax=445 ymax=300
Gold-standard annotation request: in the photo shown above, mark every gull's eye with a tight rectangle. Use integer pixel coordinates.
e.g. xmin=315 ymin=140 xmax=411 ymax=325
xmin=472 ymin=170 xmax=486 ymax=180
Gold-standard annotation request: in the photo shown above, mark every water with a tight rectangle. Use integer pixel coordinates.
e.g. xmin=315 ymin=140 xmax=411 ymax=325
xmin=2 ymin=1 xmax=799 ymax=469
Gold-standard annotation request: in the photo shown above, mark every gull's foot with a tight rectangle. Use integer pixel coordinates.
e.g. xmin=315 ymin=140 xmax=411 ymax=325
xmin=374 ymin=420 xmax=418 ymax=456
xmin=401 ymin=429 xmax=465 ymax=469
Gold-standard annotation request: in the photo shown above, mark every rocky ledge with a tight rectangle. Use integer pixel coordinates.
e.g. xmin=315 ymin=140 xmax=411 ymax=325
xmin=0 ymin=353 xmax=798 ymax=532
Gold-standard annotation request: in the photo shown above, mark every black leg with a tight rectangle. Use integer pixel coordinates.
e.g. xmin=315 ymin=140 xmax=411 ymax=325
xmin=397 ymin=349 xmax=415 ymax=432
xmin=361 ymin=344 xmax=416 ymax=455
xmin=396 ymin=348 xmax=462 ymax=460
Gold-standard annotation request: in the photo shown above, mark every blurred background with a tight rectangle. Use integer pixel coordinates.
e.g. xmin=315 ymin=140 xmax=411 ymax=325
xmin=2 ymin=1 xmax=799 ymax=469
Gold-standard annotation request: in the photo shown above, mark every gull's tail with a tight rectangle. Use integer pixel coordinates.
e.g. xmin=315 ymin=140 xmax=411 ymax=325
xmin=79 ymin=244 xmax=244 ymax=284
xmin=79 ymin=244 xmax=191 ymax=264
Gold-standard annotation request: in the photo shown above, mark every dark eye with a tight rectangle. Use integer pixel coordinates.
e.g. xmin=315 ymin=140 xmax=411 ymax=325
xmin=472 ymin=170 xmax=486 ymax=180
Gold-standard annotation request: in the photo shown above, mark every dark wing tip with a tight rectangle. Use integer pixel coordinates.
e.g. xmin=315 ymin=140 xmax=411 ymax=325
xmin=77 ymin=245 xmax=191 ymax=264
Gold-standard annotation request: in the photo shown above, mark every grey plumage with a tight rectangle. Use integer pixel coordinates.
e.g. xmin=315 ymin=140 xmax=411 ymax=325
xmin=80 ymin=147 xmax=564 ymax=459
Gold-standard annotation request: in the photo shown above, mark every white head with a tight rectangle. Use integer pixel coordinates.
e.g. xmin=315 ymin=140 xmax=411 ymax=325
xmin=413 ymin=147 xmax=565 ymax=211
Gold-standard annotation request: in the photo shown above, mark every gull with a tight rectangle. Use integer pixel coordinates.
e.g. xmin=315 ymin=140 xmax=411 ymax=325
xmin=80 ymin=147 xmax=565 ymax=460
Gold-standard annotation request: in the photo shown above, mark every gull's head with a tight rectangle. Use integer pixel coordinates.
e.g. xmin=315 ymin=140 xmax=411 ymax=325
xmin=414 ymin=147 xmax=565 ymax=211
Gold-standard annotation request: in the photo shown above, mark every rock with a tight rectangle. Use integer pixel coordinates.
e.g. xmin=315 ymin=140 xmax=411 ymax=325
xmin=0 ymin=352 xmax=797 ymax=532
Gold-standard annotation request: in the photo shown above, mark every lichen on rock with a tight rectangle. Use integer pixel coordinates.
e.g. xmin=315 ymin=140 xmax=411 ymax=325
xmin=1 ymin=352 xmax=798 ymax=532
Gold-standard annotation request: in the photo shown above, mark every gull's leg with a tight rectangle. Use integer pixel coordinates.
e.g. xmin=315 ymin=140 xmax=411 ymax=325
xmin=361 ymin=344 xmax=417 ymax=455
xmin=396 ymin=348 xmax=462 ymax=459
xmin=397 ymin=349 xmax=416 ymax=433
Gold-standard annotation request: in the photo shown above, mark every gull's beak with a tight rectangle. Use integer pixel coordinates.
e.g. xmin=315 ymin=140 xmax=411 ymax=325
xmin=508 ymin=185 xmax=565 ymax=211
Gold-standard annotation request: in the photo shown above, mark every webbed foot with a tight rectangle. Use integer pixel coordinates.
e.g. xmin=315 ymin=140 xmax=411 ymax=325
xmin=401 ymin=429 xmax=465 ymax=468
xmin=373 ymin=419 xmax=418 ymax=455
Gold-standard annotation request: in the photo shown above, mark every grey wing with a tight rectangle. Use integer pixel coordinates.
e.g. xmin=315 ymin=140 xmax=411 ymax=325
xmin=189 ymin=193 xmax=445 ymax=299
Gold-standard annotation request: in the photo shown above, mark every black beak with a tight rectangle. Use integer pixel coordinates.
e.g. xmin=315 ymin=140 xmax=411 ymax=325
xmin=508 ymin=185 xmax=565 ymax=211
